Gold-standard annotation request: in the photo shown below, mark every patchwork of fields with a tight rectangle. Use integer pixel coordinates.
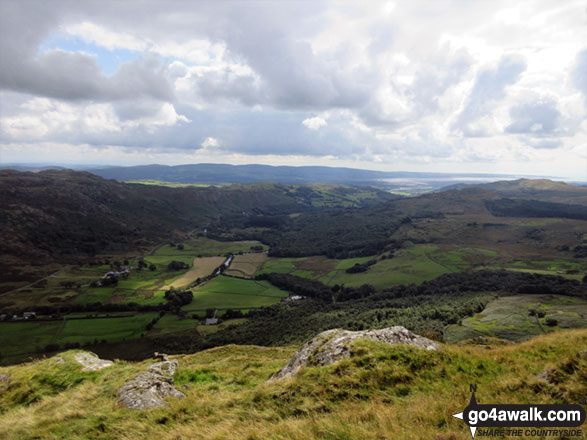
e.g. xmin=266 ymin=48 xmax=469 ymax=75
xmin=1 ymin=235 xmax=584 ymax=366
xmin=257 ymin=245 xmax=502 ymax=289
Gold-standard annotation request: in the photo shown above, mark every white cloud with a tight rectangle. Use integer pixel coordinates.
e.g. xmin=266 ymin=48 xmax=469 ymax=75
xmin=201 ymin=137 xmax=219 ymax=148
xmin=302 ymin=116 xmax=327 ymax=130
xmin=64 ymin=22 xmax=148 ymax=52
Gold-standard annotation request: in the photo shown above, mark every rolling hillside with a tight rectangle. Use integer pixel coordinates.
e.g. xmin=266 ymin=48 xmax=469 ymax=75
xmin=0 ymin=170 xmax=393 ymax=290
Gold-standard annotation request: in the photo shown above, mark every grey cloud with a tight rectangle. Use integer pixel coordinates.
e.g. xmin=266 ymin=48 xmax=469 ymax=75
xmin=0 ymin=1 xmax=173 ymax=103
xmin=505 ymin=97 xmax=561 ymax=135
xmin=358 ymin=47 xmax=472 ymax=129
xmin=409 ymin=48 xmax=473 ymax=115
xmin=193 ymin=67 xmax=264 ymax=107
xmin=1 ymin=48 xmax=174 ymax=103
xmin=455 ymin=54 xmax=526 ymax=136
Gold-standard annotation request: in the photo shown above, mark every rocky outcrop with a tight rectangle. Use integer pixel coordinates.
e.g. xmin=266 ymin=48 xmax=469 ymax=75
xmin=74 ymin=352 xmax=113 ymax=371
xmin=0 ymin=373 xmax=10 ymax=391
xmin=269 ymin=326 xmax=441 ymax=382
xmin=117 ymin=360 xmax=185 ymax=410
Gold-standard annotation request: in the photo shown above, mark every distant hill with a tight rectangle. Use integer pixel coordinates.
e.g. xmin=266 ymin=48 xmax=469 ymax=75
xmin=85 ymin=163 xmax=520 ymax=192
xmin=441 ymin=178 xmax=587 ymax=204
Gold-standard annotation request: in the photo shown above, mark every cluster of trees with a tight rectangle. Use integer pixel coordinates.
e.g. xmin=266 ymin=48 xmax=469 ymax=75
xmin=256 ymin=273 xmax=376 ymax=302
xmin=210 ymin=207 xmax=402 ymax=259
xmin=346 ymin=259 xmax=377 ymax=273
xmin=485 ymin=199 xmax=587 ymax=221
xmin=164 ymin=289 xmax=193 ymax=310
xmin=167 ymin=260 xmax=189 ymax=271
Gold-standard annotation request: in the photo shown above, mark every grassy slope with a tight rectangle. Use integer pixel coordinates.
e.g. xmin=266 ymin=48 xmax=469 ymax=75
xmin=444 ymin=294 xmax=587 ymax=343
xmin=0 ymin=330 xmax=585 ymax=439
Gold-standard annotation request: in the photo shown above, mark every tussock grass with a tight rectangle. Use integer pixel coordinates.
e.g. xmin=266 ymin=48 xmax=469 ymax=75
xmin=0 ymin=331 xmax=585 ymax=439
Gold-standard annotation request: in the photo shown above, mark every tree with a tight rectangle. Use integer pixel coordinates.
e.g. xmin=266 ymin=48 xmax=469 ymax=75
xmin=149 ymin=264 xmax=156 ymax=271
xmin=167 ymin=260 xmax=189 ymax=271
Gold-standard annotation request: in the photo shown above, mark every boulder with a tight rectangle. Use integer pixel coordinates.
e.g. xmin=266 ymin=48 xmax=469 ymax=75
xmin=0 ymin=373 xmax=10 ymax=391
xmin=269 ymin=326 xmax=440 ymax=382
xmin=153 ymin=352 xmax=169 ymax=362
xmin=74 ymin=352 xmax=113 ymax=371
xmin=117 ymin=359 xmax=184 ymax=410
xmin=148 ymin=360 xmax=178 ymax=376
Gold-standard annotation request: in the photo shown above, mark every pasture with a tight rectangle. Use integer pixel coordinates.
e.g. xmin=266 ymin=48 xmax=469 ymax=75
xmin=0 ymin=313 xmax=158 ymax=365
xmin=182 ymin=276 xmax=288 ymax=313
xmin=224 ymin=253 xmax=267 ymax=278
xmin=149 ymin=314 xmax=200 ymax=336
xmin=444 ymin=294 xmax=587 ymax=343
xmin=164 ymin=256 xmax=225 ymax=289
xmin=186 ymin=237 xmax=268 ymax=256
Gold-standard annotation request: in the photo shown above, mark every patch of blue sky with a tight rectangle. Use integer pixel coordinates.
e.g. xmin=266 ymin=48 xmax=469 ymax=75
xmin=38 ymin=35 xmax=139 ymax=75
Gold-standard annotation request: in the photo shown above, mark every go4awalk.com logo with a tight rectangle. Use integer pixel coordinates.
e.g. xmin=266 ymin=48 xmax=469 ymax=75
xmin=452 ymin=385 xmax=586 ymax=438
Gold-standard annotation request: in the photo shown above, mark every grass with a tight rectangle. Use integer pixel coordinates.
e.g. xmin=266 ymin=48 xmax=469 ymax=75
xmin=186 ymin=237 xmax=268 ymax=256
xmin=164 ymin=256 xmax=225 ymax=289
xmin=196 ymin=318 xmax=249 ymax=336
xmin=182 ymin=276 xmax=289 ymax=312
xmin=0 ymin=313 xmax=158 ymax=365
xmin=124 ymin=180 xmax=224 ymax=188
xmin=224 ymin=253 xmax=267 ymax=278
xmin=0 ymin=330 xmax=585 ymax=439
xmin=444 ymin=294 xmax=587 ymax=343
xmin=148 ymin=314 xmax=200 ymax=336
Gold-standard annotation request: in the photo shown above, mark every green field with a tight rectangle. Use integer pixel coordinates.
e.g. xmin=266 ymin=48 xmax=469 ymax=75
xmin=196 ymin=318 xmax=249 ymax=336
xmin=258 ymin=245 xmax=501 ymax=289
xmin=0 ymin=313 xmax=158 ymax=364
xmin=444 ymin=294 xmax=587 ymax=343
xmin=149 ymin=314 xmax=200 ymax=336
xmin=182 ymin=276 xmax=289 ymax=312
xmin=480 ymin=258 xmax=586 ymax=281
xmin=124 ymin=180 xmax=225 ymax=188
xmin=185 ymin=237 xmax=268 ymax=256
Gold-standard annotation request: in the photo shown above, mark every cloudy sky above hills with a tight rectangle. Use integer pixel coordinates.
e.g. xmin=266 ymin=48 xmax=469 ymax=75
xmin=0 ymin=0 xmax=585 ymax=179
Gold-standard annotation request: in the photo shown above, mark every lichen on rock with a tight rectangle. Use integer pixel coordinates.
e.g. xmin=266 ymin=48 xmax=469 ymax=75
xmin=0 ymin=373 xmax=10 ymax=391
xmin=117 ymin=360 xmax=184 ymax=410
xmin=74 ymin=352 xmax=113 ymax=371
xmin=269 ymin=326 xmax=441 ymax=382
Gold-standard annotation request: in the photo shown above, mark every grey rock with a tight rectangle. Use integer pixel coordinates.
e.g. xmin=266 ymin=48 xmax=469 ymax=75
xmin=0 ymin=373 xmax=10 ymax=391
xmin=148 ymin=360 xmax=178 ymax=376
xmin=153 ymin=352 xmax=169 ymax=362
xmin=269 ymin=326 xmax=441 ymax=382
xmin=53 ymin=357 xmax=64 ymax=364
xmin=117 ymin=359 xmax=184 ymax=409
xmin=74 ymin=352 xmax=113 ymax=371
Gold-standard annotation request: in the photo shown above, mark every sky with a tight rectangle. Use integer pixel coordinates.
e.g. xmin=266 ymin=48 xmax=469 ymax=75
xmin=0 ymin=0 xmax=585 ymax=180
